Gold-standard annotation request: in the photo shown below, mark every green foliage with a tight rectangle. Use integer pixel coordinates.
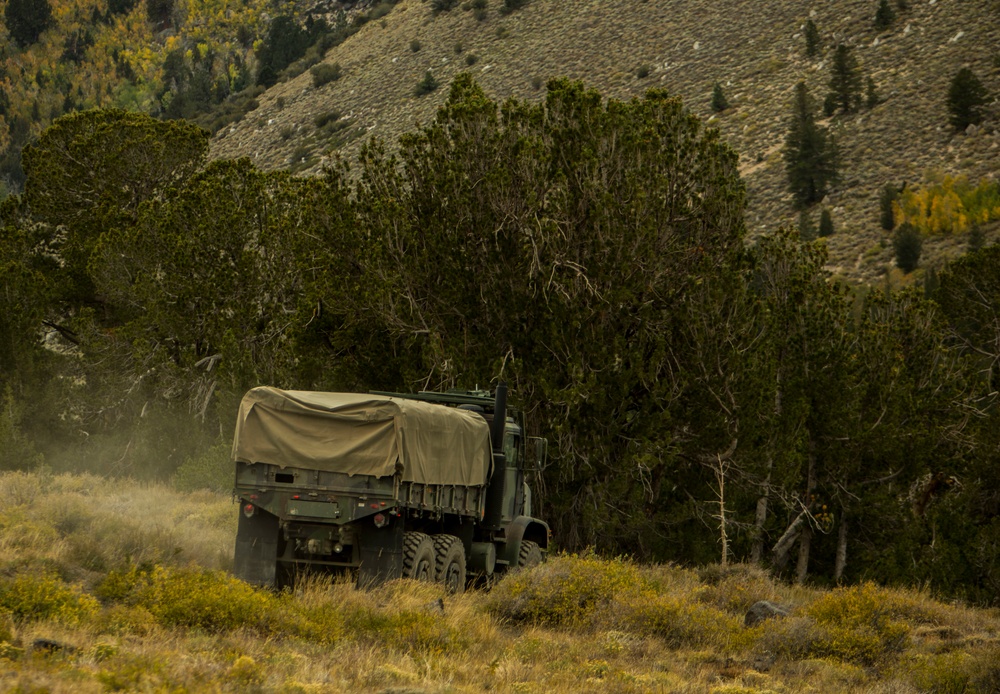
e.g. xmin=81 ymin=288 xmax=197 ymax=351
xmin=798 ymin=209 xmax=817 ymax=241
xmin=0 ymin=573 xmax=99 ymax=625
xmin=465 ymin=53 xmax=479 ymax=66
xmin=893 ymin=224 xmax=921 ymax=272
xmin=866 ymin=76 xmax=880 ymax=108
xmin=310 ymin=62 xmax=342 ymax=87
xmin=880 ymin=182 xmax=900 ymax=230
xmin=711 ymin=82 xmax=729 ymax=112
xmin=22 ymin=109 xmax=209 ymax=307
xmin=256 ymin=16 xmax=311 ymax=87
xmin=501 ymin=0 xmax=530 ymax=13
xmin=806 ymin=583 xmax=910 ymax=665
xmin=874 ymin=0 xmax=896 ymax=31
xmin=828 ymin=44 xmax=863 ymax=113
xmin=804 ymin=19 xmax=821 ymax=57
xmin=172 ymin=442 xmax=231 ymax=493
xmin=431 ymin=0 xmax=460 ymax=12
xmin=947 ymin=68 xmax=989 ymax=131
xmin=4 ymin=0 xmax=53 ymax=48
xmin=636 ymin=65 xmax=651 ymax=79
xmin=0 ymin=388 xmax=44 ymax=472
xmin=414 ymin=70 xmax=440 ymax=96
xmin=819 ymin=207 xmax=834 ymax=237
xmin=784 ymin=82 xmax=838 ymax=207
xmin=410 ymin=39 xmax=422 ymax=52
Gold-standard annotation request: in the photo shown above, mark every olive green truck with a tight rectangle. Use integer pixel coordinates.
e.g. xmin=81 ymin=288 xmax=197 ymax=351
xmin=232 ymin=383 xmax=549 ymax=592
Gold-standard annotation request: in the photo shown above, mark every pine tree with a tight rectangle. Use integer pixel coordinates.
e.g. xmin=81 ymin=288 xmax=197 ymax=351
xmin=828 ymin=44 xmax=863 ymax=114
xmin=804 ymin=19 xmax=821 ymax=58
xmin=865 ymin=77 xmax=880 ymax=109
xmin=798 ymin=209 xmax=817 ymax=241
xmin=874 ymin=0 xmax=896 ymax=31
xmin=947 ymin=68 xmax=989 ymax=131
xmin=819 ymin=208 xmax=834 ymax=237
xmin=711 ymin=83 xmax=729 ymax=112
xmin=894 ymin=223 xmax=922 ymax=273
xmin=784 ymin=82 xmax=838 ymax=208
xmin=879 ymin=183 xmax=899 ymax=231
xmin=4 ymin=0 xmax=53 ymax=48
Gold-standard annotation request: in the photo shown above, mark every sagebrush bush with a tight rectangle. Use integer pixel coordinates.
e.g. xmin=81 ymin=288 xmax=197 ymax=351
xmin=98 ymin=564 xmax=277 ymax=632
xmin=695 ymin=562 xmax=778 ymax=614
xmin=0 ymin=573 xmax=99 ymax=624
xmin=487 ymin=554 xmax=647 ymax=627
xmin=805 ymin=582 xmax=910 ymax=665
xmin=624 ymin=592 xmax=744 ymax=650
xmin=310 ymin=62 xmax=342 ymax=88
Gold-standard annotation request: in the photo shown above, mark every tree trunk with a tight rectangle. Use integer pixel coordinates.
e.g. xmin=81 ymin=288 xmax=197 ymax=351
xmin=795 ymin=438 xmax=818 ymax=584
xmin=772 ymin=509 xmax=806 ymax=570
xmin=796 ymin=524 xmax=812 ymax=584
xmin=834 ymin=512 xmax=848 ymax=582
xmin=752 ymin=360 xmax=783 ymax=564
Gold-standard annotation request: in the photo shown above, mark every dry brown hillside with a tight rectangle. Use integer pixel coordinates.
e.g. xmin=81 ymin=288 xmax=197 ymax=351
xmin=210 ymin=0 xmax=1000 ymax=284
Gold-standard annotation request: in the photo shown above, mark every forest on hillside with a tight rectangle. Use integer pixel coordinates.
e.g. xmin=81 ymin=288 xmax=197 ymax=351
xmin=0 ymin=0 xmax=394 ymax=198
xmin=1 ymin=75 xmax=999 ymax=605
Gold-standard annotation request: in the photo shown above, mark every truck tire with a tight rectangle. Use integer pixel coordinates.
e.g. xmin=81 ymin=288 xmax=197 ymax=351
xmin=517 ymin=540 xmax=543 ymax=569
xmin=433 ymin=534 xmax=466 ymax=595
xmin=402 ymin=532 xmax=435 ymax=582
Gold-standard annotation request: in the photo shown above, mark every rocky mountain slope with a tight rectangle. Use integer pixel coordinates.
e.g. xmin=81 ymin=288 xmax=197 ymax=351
xmin=210 ymin=0 xmax=1000 ymax=284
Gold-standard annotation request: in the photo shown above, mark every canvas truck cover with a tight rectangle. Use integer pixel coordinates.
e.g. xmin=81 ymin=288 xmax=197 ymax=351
xmin=232 ymin=387 xmax=492 ymax=486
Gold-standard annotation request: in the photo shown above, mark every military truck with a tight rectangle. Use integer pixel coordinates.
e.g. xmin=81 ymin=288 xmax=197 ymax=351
xmin=232 ymin=383 xmax=549 ymax=592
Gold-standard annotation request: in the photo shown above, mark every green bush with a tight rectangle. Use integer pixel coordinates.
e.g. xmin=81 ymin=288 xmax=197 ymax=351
xmin=310 ymin=62 xmax=342 ymax=88
xmin=172 ymin=442 xmax=231 ymax=493
xmin=431 ymin=0 xmax=459 ymax=12
xmin=410 ymin=39 xmax=421 ymax=52
xmin=711 ymin=82 xmax=729 ymax=112
xmin=874 ymin=0 xmax=896 ymax=31
xmin=414 ymin=71 xmax=439 ymax=96
xmin=465 ymin=54 xmax=479 ymax=66
xmin=804 ymin=19 xmax=820 ymax=57
xmin=819 ymin=207 xmax=834 ymax=237
xmin=636 ymin=65 xmax=651 ymax=79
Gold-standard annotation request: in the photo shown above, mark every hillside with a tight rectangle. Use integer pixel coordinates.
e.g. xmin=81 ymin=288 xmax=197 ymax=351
xmin=210 ymin=0 xmax=1000 ymax=284
xmin=1 ymin=470 xmax=999 ymax=692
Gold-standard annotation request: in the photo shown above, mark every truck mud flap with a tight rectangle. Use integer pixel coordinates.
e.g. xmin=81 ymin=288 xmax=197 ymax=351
xmin=234 ymin=509 xmax=280 ymax=587
xmin=357 ymin=522 xmax=404 ymax=588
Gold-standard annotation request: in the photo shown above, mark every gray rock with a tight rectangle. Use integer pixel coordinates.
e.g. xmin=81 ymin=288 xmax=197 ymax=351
xmin=744 ymin=600 xmax=790 ymax=627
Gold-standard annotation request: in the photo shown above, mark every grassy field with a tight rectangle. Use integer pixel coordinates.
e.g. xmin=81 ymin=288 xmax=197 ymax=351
xmin=0 ymin=470 xmax=998 ymax=693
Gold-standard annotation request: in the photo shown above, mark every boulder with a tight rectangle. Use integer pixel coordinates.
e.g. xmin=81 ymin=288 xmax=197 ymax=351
xmin=744 ymin=600 xmax=790 ymax=627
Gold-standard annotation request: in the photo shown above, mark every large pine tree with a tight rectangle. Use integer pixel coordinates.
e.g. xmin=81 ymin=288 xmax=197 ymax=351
xmin=4 ymin=0 xmax=53 ymax=48
xmin=828 ymin=44 xmax=863 ymax=113
xmin=784 ymin=82 xmax=838 ymax=208
xmin=947 ymin=68 xmax=989 ymax=131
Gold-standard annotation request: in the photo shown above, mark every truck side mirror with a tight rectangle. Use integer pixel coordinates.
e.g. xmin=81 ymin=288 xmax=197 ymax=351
xmin=528 ymin=437 xmax=548 ymax=470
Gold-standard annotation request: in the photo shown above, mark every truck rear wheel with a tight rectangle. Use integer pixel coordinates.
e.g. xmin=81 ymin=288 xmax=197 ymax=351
xmin=517 ymin=539 xmax=543 ymax=569
xmin=402 ymin=532 xmax=435 ymax=582
xmin=433 ymin=534 xmax=466 ymax=595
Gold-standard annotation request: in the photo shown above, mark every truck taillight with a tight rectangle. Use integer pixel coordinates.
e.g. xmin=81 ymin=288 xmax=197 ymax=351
xmin=243 ymin=503 xmax=255 ymax=518
xmin=373 ymin=513 xmax=388 ymax=528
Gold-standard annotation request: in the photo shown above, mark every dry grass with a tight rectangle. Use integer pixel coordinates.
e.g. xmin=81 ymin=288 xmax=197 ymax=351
xmin=1 ymin=470 xmax=999 ymax=692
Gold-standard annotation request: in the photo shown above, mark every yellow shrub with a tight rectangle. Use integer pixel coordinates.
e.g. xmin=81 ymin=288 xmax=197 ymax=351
xmin=486 ymin=553 xmax=647 ymax=627
xmin=98 ymin=563 xmax=277 ymax=632
xmin=623 ymin=591 xmax=745 ymax=650
xmin=805 ymin=583 xmax=910 ymax=665
xmin=0 ymin=573 xmax=99 ymax=625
